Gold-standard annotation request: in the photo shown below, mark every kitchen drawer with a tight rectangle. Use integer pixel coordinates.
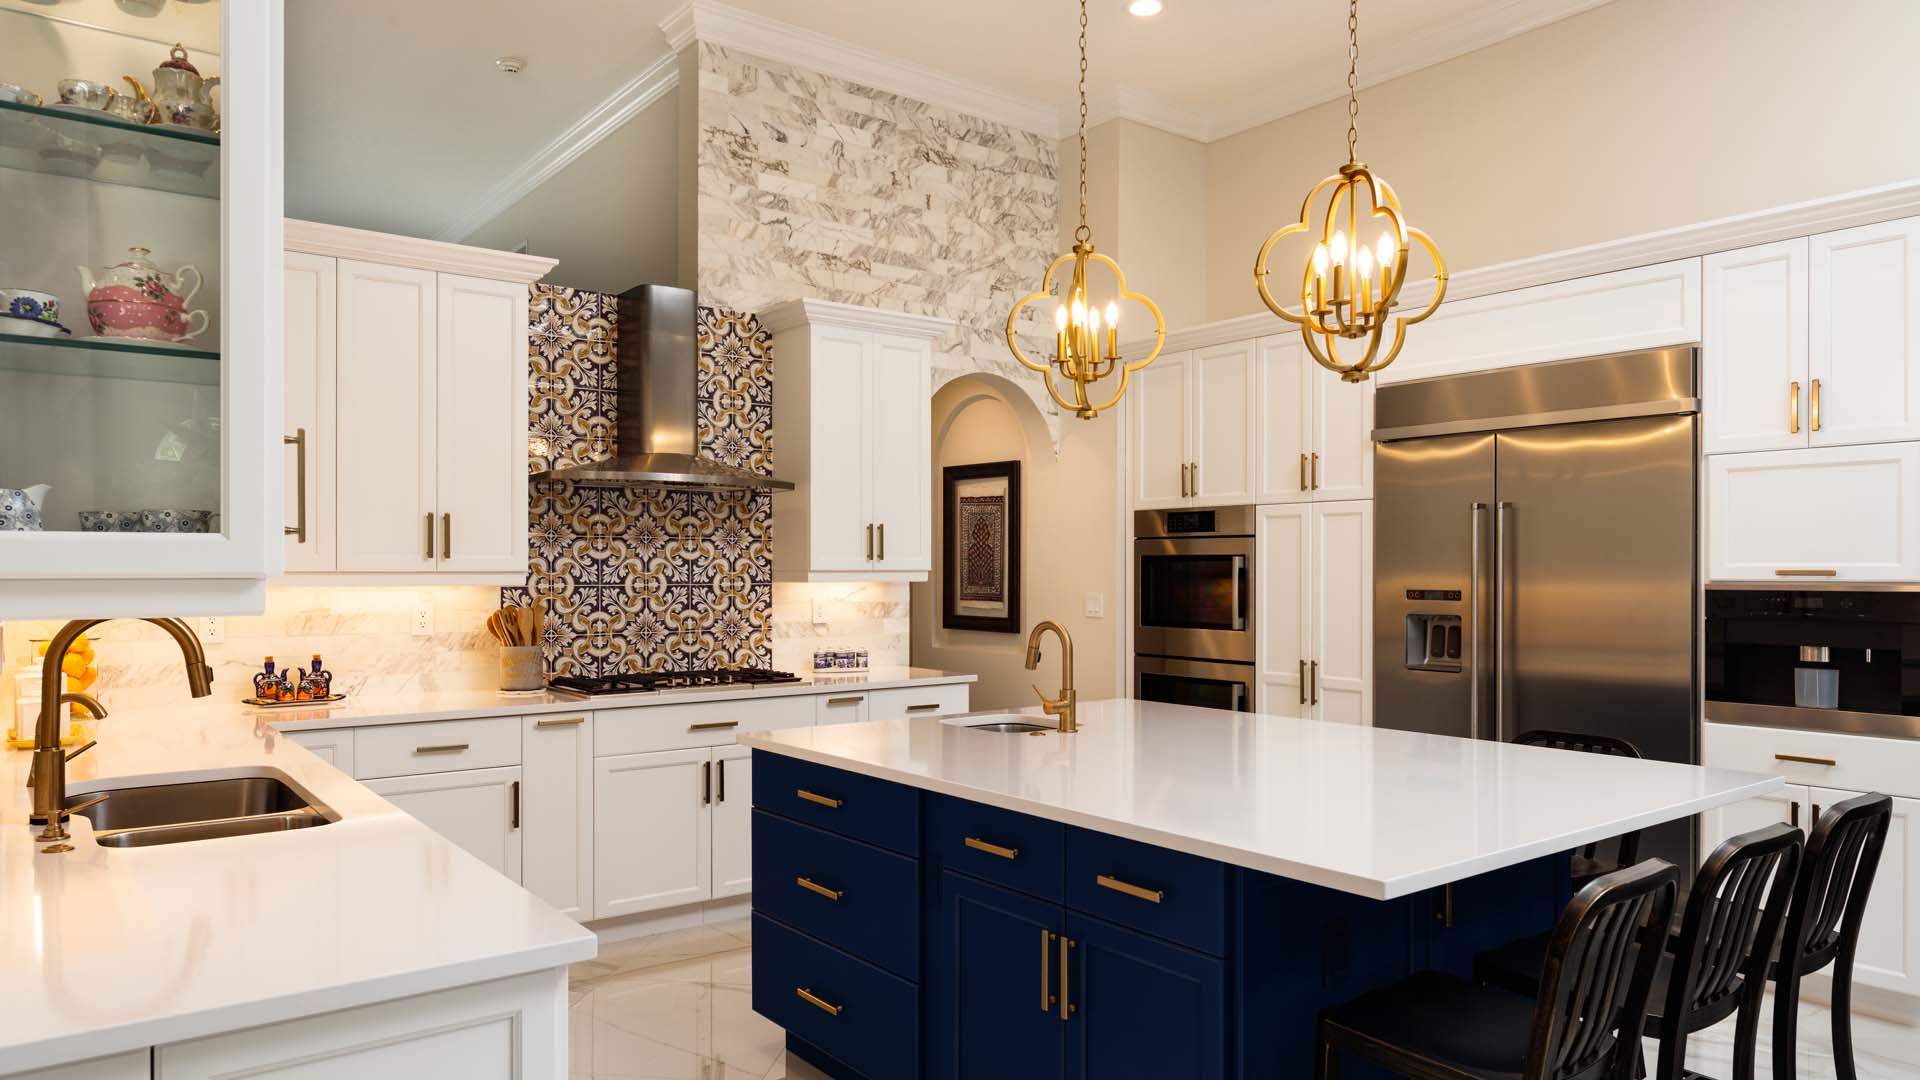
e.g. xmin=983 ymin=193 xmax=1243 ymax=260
xmin=754 ymin=750 xmax=920 ymax=855
xmin=752 ymin=913 xmax=919 ymax=1080
xmin=926 ymin=792 xmax=1064 ymax=901
xmin=595 ymin=694 xmax=813 ymax=757
xmin=814 ymin=691 xmax=868 ymax=725
xmin=1065 ymin=826 xmax=1230 ymax=956
xmin=753 ymin=810 xmax=920 ymax=980
xmin=1704 ymin=721 xmax=1920 ymax=800
xmin=353 ymin=716 xmax=520 ymax=779
xmin=868 ymin=682 xmax=970 ymax=721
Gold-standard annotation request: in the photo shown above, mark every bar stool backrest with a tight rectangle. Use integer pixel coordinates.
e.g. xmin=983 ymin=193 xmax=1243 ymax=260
xmin=1782 ymin=792 xmax=1893 ymax=978
xmin=1529 ymin=858 xmax=1679 ymax=1080
xmin=1513 ymin=730 xmax=1646 ymax=867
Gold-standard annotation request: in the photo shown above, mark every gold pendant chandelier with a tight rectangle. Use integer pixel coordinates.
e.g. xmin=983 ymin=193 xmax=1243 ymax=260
xmin=1005 ymin=0 xmax=1165 ymax=419
xmin=1252 ymin=0 xmax=1446 ymax=382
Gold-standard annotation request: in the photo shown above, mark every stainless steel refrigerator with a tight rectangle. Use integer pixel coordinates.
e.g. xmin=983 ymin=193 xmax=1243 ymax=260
xmin=1372 ymin=347 xmax=1701 ymax=862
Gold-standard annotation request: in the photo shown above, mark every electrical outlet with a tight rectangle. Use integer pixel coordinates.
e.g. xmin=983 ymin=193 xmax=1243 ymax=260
xmin=812 ymin=597 xmax=829 ymax=625
xmin=195 ymin=616 xmax=225 ymax=644
xmin=411 ymin=603 xmax=433 ymax=638
xmin=1084 ymin=592 xmax=1105 ymax=619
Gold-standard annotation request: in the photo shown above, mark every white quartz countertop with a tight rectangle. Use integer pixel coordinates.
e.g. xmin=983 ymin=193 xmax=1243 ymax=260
xmin=740 ymin=699 xmax=1783 ymax=901
xmin=0 ymin=703 xmax=597 ymax=1072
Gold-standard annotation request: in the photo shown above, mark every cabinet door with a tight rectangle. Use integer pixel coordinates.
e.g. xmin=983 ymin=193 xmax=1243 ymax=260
xmin=1809 ymin=788 xmax=1919 ymax=997
xmin=869 ymin=332 xmax=933 ymax=571
xmin=1190 ymin=341 xmax=1257 ymax=506
xmin=593 ymin=747 xmax=711 ymax=918
xmin=1311 ymin=500 xmax=1373 ymax=726
xmin=928 ymin=871 xmax=1064 ymax=1080
xmin=712 ymin=744 xmax=754 ymax=899
xmin=1708 ymin=443 xmax=1920 ymax=581
xmin=810 ymin=327 xmax=876 ymax=571
xmin=435 ymin=274 xmax=530 ymax=574
xmin=1699 ymin=784 xmax=1808 ymax=859
xmin=1703 ymin=239 xmax=1809 ymax=455
xmin=284 ymin=727 xmax=354 ymax=775
xmin=1255 ymin=504 xmax=1311 ymax=716
xmin=283 ymin=252 xmax=337 ymax=573
xmin=521 ymin=713 xmax=592 ymax=920
xmin=335 ymin=260 xmax=438 ymax=572
xmin=1130 ymin=352 xmax=1190 ymax=509
xmin=1810 ymin=218 xmax=1920 ymax=447
xmin=1312 ymin=369 xmax=1374 ymax=502
xmin=1255 ymin=336 xmax=1313 ymax=504
xmin=363 ymin=766 xmax=522 ymax=881
xmin=1065 ymin=912 xmax=1226 ymax=1080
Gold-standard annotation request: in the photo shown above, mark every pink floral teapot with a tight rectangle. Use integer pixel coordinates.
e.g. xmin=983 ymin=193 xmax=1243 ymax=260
xmin=76 ymin=246 xmax=208 ymax=343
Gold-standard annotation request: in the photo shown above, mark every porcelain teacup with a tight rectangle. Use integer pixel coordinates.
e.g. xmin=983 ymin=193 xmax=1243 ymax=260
xmin=2 ymin=289 xmax=61 ymax=327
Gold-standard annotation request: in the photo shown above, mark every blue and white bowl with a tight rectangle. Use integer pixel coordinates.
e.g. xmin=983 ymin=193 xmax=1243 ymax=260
xmin=0 ymin=485 xmax=50 ymax=532
xmin=2 ymin=289 xmax=61 ymax=326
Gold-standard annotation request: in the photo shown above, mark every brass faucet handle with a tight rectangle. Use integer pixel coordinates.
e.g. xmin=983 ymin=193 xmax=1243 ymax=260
xmin=1031 ymin=684 xmax=1062 ymax=713
xmin=65 ymin=739 xmax=97 ymax=762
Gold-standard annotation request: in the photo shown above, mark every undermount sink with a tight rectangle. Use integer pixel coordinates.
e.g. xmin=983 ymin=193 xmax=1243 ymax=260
xmin=64 ymin=773 xmax=333 ymax=848
xmin=941 ymin=712 xmax=1056 ymax=734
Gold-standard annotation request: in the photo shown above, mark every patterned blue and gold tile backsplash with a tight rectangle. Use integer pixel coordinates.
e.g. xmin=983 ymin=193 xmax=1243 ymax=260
xmin=506 ymin=284 xmax=774 ymax=675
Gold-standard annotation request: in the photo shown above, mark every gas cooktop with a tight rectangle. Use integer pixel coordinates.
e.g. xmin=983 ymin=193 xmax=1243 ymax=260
xmin=547 ymin=668 xmax=803 ymax=698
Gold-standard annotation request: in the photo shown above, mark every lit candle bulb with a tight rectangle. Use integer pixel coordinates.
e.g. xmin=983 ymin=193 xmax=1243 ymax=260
xmin=1329 ymin=231 xmax=1349 ymax=311
xmin=1054 ymin=304 xmax=1069 ymax=362
xmin=1329 ymin=230 xmax=1348 ymax=266
xmin=1104 ymin=300 xmax=1119 ymax=357
xmin=1376 ymin=233 xmax=1396 ymax=278
xmin=1356 ymin=246 xmax=1375 ymax=316
xmin=1312 ymin=242 xmax=1330 ymax=316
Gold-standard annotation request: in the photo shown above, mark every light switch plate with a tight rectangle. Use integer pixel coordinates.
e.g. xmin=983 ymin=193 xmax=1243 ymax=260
xmin=1084 ymin=592 xmax=1104 ymax=618
xmin=195 ymin=616 xmax=225 ymax=644
xmin=812 ymin=597 xmax=829 ymax=625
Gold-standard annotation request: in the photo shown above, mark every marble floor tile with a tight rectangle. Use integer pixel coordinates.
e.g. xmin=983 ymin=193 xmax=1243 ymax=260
xmin=1656 ymin=989 xmax=1920 ymax=1080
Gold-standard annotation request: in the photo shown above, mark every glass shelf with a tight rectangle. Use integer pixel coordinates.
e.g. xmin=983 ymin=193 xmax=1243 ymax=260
xmin=0 ymin=98 xmax=219 ymax=199
xmin=0 ymin=330 xmax=218 ymax=386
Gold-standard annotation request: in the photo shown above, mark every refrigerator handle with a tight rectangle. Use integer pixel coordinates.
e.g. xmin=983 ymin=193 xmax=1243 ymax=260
xmin=1469 ymin=502 xmax=1487 ymax=739
xmin=1493 ymin=501 xmax=1512 ymax=743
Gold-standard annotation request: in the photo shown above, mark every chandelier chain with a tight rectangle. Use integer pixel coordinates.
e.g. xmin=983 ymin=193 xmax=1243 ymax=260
xmin=1346 ymin=0 xmax=1359 ymax=163
xmin=1075 ymin=0 xmax=1090 ymax=242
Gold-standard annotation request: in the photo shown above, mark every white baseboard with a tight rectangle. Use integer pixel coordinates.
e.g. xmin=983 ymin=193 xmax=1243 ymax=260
xmin=584 ymin=896 xmax=753 ymax=945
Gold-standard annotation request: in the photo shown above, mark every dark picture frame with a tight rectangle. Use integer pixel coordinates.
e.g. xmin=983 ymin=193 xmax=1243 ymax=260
xmin=941 ymin=459 xmax=1022 ymax=633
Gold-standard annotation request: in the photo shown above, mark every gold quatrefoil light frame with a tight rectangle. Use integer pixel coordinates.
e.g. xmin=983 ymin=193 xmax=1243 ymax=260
xmin=1005 ymin=240 xmax=1166 ymax=419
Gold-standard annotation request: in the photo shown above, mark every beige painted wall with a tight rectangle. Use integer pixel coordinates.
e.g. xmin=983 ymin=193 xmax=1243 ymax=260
xmin=1059 ymin=120 xmax=1209 ymax=328
xmin=464 ymin=90 xmax=681 ymax=294
xmin=911 ymin=377 xmax=1121 ymax=709
xmin=1205 ymin=0 xmax=1920 ymax=321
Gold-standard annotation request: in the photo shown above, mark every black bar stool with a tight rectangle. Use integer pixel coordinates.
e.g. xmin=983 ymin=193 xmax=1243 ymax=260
xmin=1512 ymin=729 xmax=1646 ymax=886
xmin=1772 ymin=792 xmax=1893 ymax=1080
xmin=1316 ymin=858 xmax=1678 ymax=1080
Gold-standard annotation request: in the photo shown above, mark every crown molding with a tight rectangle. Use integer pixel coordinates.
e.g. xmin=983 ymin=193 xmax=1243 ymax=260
xmin=660 ymin=0 xmax=1062 ymax=138
xmin=760 ymin=298 xmax=956 ymax=339
xmin=286 ymin=219 xmax=558 ymax=284
xmin=437 ymin=51 xmax=681 ymax=243
xmin=1083 ymin=85 xmax=1216 ymax=145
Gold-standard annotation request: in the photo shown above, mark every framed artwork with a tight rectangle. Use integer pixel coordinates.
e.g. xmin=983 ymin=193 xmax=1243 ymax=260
xmin=942 ymin=459 xmax=1022 ymax=634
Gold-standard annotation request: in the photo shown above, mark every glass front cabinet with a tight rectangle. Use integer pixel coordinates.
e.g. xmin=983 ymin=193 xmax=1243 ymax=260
xmin=0 ymin=0 xmax=284 ymax=616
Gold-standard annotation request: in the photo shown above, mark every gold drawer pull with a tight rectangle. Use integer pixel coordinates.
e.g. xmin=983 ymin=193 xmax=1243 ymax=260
xmin=796 ymin=876 xmax=844 ymax=901
xmin=689 ymin=720 xmax=739 ymax=731
xmin=905 ymin=703 xmax=943 ymax=712
xmin=1095 ymin=874 xmax=1165 ymax=903
xmin=1775 ymin=569 xmax=1838 ymax=577
xmin=796 ymin=788 xmax=843 ymax=809
xmin=964 ymin=836 xmax=1019 ymax=860
xmin=1775 ymin=753 xmax=1838 ymax=767
xmin=825 ymin=696 xmax=863 ymax=706
xmin=535 ymin=716 xmax=585 ymax=728
xmin=796 ymin=987 xmax=842 ymax=1016
xmin=413 ymin=743 xmax=470 ymax=755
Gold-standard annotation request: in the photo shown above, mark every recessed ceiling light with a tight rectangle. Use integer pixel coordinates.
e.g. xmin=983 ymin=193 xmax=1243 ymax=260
xmin=1127 ymin=0 xmax=1163 ymax=15
xmin=494 ymin=56 xmax=526 ymax=74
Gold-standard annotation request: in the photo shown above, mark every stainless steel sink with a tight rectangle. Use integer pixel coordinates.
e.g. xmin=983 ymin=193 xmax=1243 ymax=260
xmin=965 ymin=721 xmax=1054 ymax=733
xmin=65 ymin=774 xmax=332 ymax=848
xmin=940 ymin=711 xmax=1057 ymax=734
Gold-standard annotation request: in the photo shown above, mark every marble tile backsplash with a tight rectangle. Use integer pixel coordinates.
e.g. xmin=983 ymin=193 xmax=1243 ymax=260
xmin=770 ymin=582 xmax=911 ymax=674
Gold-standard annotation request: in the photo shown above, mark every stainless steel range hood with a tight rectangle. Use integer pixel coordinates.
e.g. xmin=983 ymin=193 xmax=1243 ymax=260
xmin=533 ymin=284 xmax=793 ymax=491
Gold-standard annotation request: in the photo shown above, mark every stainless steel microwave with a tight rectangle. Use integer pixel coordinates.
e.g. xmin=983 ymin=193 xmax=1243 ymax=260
xmin=1133 ymin=507 xmax=1255 ymax=666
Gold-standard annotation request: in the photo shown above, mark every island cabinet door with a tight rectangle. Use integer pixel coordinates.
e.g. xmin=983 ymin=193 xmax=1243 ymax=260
xmin=1063 ymin=913 xmax=1227 ymax=1080
xmin=1419 ymin=855 xmax=1567 ymax=978
xmin=928 ymin=871 xmax=1065 ymax=1080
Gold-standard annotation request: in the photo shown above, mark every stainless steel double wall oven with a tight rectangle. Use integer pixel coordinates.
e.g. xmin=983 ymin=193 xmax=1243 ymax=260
xmin=1133 ymin=506 xmax=1256 ymax=711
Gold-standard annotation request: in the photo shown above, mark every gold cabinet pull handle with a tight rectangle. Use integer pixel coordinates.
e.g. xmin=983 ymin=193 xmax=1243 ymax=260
xmin=1190 ymin=460 xmax=1198 ymax=494
xmin=689 ymin=720 xmax=739 ymax=731
xmin=866 ymin=523 xmax=874 ymax=560
xmin=1310 ymin=660 xmax=1320 ymax=706
xmin=1300 ymin=452 xmax=1308 ymax=491
xmin=1059 ymin=935 xmax=1075 ymax=1019
xmin=796 ymin=875 xmax=844 ymax=901
xmin=825 ymin=696 xmax=863 ymax=706
xmin=795 ymin=987 xmax=842 ymax=1016
xmin=1775 ymin=752 xmax=1838 ymax=767
xmin=535 ymin=716 xmax=585 ymax=728
xmin=283 ymin=429 xmax=308 ymax=541
xmin=1095 ymin=873 xmax=1165 ymax=903
xmin=1298 ymin=659 xmax=1307 ymax=706
xmin=1775 ymin=569 xmax=1838 ymax=577
xmin=442 ymin=513 xmax=452 ymax=559
xmin=905 ymin=703 xmax=942 ymax=712
xmin=1179 ymin=462 xmax=1188 ymax=498
xmin=413 ymin=743 xmax=469 ymax=755
xmin=796 ymin=788 xmax=843 ymax=809
xmin=1790 ymin=381 xmax=1801 ymax=434
xmin=509 ymin=779 xmax=520 ymax=830
xmin=964 ymin=836 xmax=1019 ymax=860
xmin=878 ymin=522 xmax=885 ymax=561
xmin=1311 ymin=451 xmax=1319 ymax=490
xmin=717 ymin=758 xmax=726 ymax=802
xmin=1812 ymin=377 xmax=1821 ymax=431
xmin=1040 ymin=929 xmax=1054 ymax=1011
xmin=1790 ymin=801 xmax=1800 ymax=828
xmin=424 ymin=512 xmax=435 ymax=560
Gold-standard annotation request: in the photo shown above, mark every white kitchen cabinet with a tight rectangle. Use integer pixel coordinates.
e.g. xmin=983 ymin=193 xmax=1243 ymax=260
xmin=1130 ymin=352 xmax=1191 ymax=508
xmin=521 ymin=713 xmax=593 ymax=921
xmin=867 ymin=682 xmax=971 ymax=720
xmin=1255 ymin=501 xmax=1371 ymax=724
xmin=1703 ymin=238 xmax=1809 ymax=455
xmin=1809 ymin=788 xmax=1919 ymax=999
xmin=1256 ymin=336 xmax=1373 ymax=504
xmin=593 ymin=747 xmax=712 ymax=919
xmin=282 ymin=222 xmax=552 ymax=582
xmin=363 ymin=766 xmax=523 ymax=881
xmin=764 ymin=300 xmax=954 ymax=581
xmin=283 ymin=251 xmax=337 ymax=573
xmin=1128 ymin=343 xmax=1258 ymax=509
xmin=15 ymin=1052 xmax=150 ymax=1080
xmin=712 ymin=744 xmax=755 ymax=899
xmin=1708 ymin=442 xmax=1920 ymax=581
xmin=283 ymin=727 xmax=354 ymax=775
xmin=815 ymin=691 xmax=870 ymax=726
xmin=155 ymin=969 xmax=565 ymax=1080
xmin=1810 ymin=217 xmax=1920 ymax=448
xmin=1699 ymin=783 xmax=1811 ymax=855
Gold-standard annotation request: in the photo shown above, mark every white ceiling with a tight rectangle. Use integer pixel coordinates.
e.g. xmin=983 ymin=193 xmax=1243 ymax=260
xmin=287 ymin=0 xmax=1614 ymax=240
